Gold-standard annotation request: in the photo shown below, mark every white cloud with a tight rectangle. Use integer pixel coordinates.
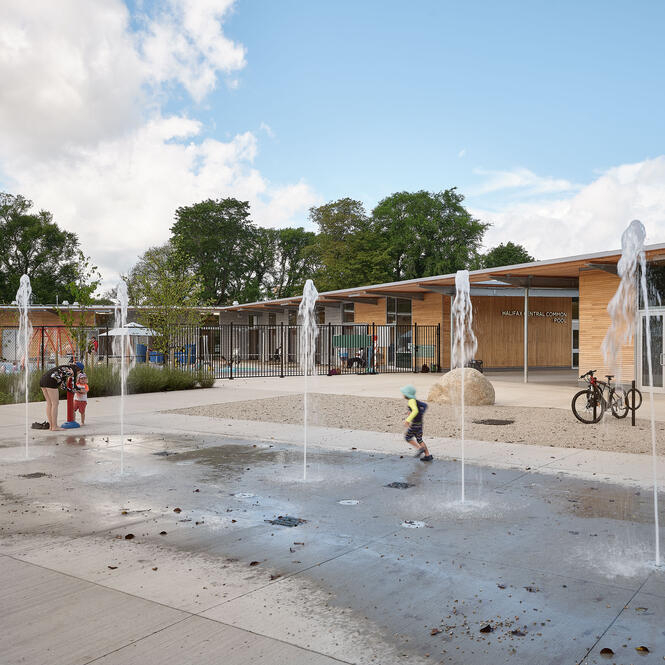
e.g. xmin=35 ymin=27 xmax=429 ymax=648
xmin=470 ymin=167 xmax=579 ymax=197
xmin=0 ymin=0 xmax=319 ymax=289
xmin=259 ymin=122 xmax=275 ymax=138
xmin=473 ymin=157 xmax=665 ymax=259
xmin=458 ymin=148 xmax=466 ymax=158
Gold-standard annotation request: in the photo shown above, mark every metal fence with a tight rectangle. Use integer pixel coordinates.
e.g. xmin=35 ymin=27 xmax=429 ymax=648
xmin=1 ymin=323 xmax=441 ymax=379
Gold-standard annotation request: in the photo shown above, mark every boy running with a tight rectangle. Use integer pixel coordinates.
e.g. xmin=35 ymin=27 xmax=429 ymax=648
xmin=400 ymin=385 xmax=433 ymax=462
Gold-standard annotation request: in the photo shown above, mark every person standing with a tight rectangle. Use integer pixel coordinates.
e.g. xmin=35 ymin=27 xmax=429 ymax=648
xmin=39 ymin=361 xmax=83 ymax=431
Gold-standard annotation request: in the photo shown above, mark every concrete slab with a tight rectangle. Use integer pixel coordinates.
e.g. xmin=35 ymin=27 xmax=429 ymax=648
xmin=91 ymin=615 xmax=348 ymax=665
xmin=0 ymin=555 xmax=186 ymax=665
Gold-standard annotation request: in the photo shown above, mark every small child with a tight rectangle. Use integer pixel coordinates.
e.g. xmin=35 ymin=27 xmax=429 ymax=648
xmin=400 ymin=385 xmax=433 ymax=462
xmin=74 ymin=371 xmax=89 ymax=425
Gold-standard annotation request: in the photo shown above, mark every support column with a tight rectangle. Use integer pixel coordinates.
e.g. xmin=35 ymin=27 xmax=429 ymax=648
xmin=449 ymin=295 xmax=454 ymax=369
xmin=523 ymin=286 xmax=529 ymax=383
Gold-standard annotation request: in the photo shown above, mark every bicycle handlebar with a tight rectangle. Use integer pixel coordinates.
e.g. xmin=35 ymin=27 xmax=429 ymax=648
xmin=580 ymin=369 xmax=597 ymax=379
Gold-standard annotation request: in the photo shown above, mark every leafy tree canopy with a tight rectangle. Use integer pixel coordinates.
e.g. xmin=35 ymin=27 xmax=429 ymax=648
xmin=170 ymin=198 xmax=260 ymax=306
xmin=0 ymin=193 xmax=87 ymax=304
xmin=268 ymin=227 xmax=319 ymax=299
xmin=481 ymin=241 xmax=535 ymax=269
xmin=371 ymin=189 xmax=489 ymax=280
xmin=123 ymin=243 xmax=204 ymax=354
xmin=309 ymin=198 xmax=391 ymax=291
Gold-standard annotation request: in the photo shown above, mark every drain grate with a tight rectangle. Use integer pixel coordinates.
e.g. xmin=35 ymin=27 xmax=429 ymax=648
xmin=385 ymin=482 xmax=412 ymax=489
xmin=472 ymin=419 xmax=515 ymax=426
xmin=265 ymin=515 xmax=306 ymax=527
xmin=152 ymin=451 xmax=173 ymax=456
xmin=19 ymin=472 xmax=49 ymax=479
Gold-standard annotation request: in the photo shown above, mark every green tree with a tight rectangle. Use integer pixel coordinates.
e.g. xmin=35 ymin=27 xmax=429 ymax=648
xmin=309 ymin=198 xmax=390 ymax=291
xmin=481 ymin=242 xmax=535 ymax=268
xmin=371 ymin=189 xmax=489 ymax=280
xmin=124 ymin=243 xmax=204 ymax=356
xmin=269 ymin=227 xmax=319 ymax=298
xmin=170 ymin=198 xmax=259 ymax=306
xmin=57 ymin=252 xmax=102 ymax=362
xmin=0 ymin=193 xmax=82 ymax=303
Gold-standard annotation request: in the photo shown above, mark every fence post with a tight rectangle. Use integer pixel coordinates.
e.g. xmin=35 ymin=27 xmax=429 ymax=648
xmin=327 ymin=322 xmax=332 ymax=375
xmin=280 ymin=322 xmax=285 ymax=378
xmin=40 ymin=326 xmax=45 ymax=371
xmin=372 ymin=322 xmax=377 ymax=374
xmin=631 ymin=379 xmax=636 ymax=427
xmin=436 ymin=323 xmax=441 ymax=372
xmin=105 ymin=324 xmax=109 ymax=367
xmin=413 ymin=323 xmax=418 ymax=373
xmin=229 ymin=322 xmax=234 ymax=380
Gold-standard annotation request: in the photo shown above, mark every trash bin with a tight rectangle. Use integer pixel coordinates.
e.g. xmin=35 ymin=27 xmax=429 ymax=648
xmin=149 ymin=351 xmax=164 ymax=363
xmin=136 ymin=343 xmax=147 ymax=363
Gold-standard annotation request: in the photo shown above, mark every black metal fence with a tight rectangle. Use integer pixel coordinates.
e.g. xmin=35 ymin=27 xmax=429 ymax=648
xmin=1 ymin=323 xmax=441 ymax=379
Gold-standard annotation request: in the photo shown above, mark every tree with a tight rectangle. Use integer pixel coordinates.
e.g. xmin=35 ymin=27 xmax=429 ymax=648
xmin=0 ymin=193 xmax=83 ymax=303
xmin=170 ymin=198 xmax=258 ymax=306
xmin=481 ymin=242 xmax=535 ymax=268
xmin=309 ymin=198 xmax=390 ymax=291
xmin=371 ymin=189 xmax=489 ymax=280
xmin=57 ymin=252 xmax=102 ymax=362
xmin=269 ymin=227 xmax=319 ymax=298
xmin=124 ymin=243 xmax=204 ymax=355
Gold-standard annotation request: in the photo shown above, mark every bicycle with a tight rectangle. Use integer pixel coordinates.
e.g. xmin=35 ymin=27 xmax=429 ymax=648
xmin=572 ymin=370 xmax=640 ymax=424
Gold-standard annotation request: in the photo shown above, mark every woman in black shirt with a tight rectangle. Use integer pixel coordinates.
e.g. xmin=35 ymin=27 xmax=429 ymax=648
xmin=39 ymin=362 xmax=83 ymax=430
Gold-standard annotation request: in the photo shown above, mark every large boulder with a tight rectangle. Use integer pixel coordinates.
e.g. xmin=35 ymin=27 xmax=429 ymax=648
xmin=428 ymin=368 xmax=495 ymax=406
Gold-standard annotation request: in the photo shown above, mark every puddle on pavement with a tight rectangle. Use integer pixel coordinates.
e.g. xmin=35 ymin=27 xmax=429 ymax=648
xmin=553 ymin=485 xmax=662 ymax=524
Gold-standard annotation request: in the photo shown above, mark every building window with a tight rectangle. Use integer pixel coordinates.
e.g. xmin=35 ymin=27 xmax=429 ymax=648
xmin=288 ymin=310 xmax=297 ymax=325
xmin=387 ymin=297 xmax=412 ymax=326
xmin=342 ymin=302 xmax=354 ymax=323
xmin=639 ymin=262 xmax=665 ymax=308
xmin=248 ymin=314 xmax=259 ymax=327
xmin=316 ymin=306 xmax=325 ymax=324
xmin=269 ymin=313 xmax=276 ymax=326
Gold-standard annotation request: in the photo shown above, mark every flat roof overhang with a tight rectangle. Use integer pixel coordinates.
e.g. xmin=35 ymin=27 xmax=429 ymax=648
xmin=219 ymin=243 xmax=665 ymax=312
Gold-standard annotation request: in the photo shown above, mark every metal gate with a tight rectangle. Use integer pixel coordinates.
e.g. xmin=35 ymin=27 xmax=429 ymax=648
xmin=0 ymin=323 xmax=441 ymax=379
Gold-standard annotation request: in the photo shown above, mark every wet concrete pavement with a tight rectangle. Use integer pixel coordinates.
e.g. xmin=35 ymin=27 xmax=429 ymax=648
xmin=1 ymin=431 xmax=664 ymax=664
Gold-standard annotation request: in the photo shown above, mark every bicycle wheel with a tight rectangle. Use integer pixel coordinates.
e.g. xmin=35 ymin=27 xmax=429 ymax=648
xmin=611 ymin=387 xmax=629 ymax=419
xmin=572 ymin=387 xmax=604 ymax=424
xmin=625 ymin=387 xmax=643 ymax=411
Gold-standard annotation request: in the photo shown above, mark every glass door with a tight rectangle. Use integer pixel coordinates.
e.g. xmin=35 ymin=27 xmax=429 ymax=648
xmin=639 ymin=313 xmax=664 ymax=391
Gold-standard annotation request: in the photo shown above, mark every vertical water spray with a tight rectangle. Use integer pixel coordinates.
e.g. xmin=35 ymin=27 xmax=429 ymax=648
xmin=16 ymin=275 xmax=32 ymax=458
xmin=451 ymin=270 xmax=477 ymax=503
xmin=298 ymin=279 xmax=319 ymax=481
xmin=114 ymin=282 xmax=129 ymax=474
xmin=603 ymin=220 xmax=660 ymax=566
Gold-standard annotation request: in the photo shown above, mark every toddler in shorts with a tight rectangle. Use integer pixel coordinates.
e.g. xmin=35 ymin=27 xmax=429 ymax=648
xmin=74 ymin=371 xmax=89 ymax=425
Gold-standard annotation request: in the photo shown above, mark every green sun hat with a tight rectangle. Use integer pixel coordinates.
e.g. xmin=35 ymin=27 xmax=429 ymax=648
xmin=400 ymin=384 xmax=417 ymax=399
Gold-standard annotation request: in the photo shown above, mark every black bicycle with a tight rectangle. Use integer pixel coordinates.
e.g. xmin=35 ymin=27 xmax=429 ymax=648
xmin=572 ymin=370 xmax=640 ymax=424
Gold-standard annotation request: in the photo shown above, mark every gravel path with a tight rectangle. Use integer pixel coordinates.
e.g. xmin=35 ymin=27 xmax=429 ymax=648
xmin=170 ymin=393 xmax=665 ymax=455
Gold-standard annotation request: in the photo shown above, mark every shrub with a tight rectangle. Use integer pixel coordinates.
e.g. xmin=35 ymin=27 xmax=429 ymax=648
xmin=196 ymin=369 xmax=215 ymax=389
xmin=127 ymin=364 xmax=168 ymax=394
xmin=162 ymin=367 xmax=197 ymax=391
xmin=0 ymin=371 xmax=45 ymax=404
xmin=86 ymin=364 xmax=121 ymax=397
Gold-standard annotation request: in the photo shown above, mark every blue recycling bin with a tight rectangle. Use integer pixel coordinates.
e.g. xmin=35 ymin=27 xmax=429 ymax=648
xmin=136 ymin=343 xmax=147 ymax=363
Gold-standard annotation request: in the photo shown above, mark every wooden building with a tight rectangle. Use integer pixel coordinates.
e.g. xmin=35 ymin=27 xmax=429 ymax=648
xmin=219 ymin=242 xmax=665 ymax=389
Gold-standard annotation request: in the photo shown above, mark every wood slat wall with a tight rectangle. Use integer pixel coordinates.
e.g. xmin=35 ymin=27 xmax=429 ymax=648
xmin=472 ymin=296 xmax=572 ymax=368
xmin=354 ymin=300 xmax=387 ymax=324
xmin=579 ymin=270 xmax=634 ymax=381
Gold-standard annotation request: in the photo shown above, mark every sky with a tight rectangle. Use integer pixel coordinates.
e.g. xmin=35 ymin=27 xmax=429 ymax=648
xmin=2 ymin=0 xmax=665 ymax=291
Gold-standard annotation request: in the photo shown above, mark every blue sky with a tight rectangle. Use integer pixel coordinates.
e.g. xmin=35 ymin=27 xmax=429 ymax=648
xmin=2 ymin=0 xmax=665 ymax=284
xmin=197 ymin=0 xmax=665 ymax=211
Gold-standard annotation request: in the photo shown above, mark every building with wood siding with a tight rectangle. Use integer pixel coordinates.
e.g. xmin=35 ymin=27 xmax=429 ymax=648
xmin=218 ymin=243 xmax=665 ymax=388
